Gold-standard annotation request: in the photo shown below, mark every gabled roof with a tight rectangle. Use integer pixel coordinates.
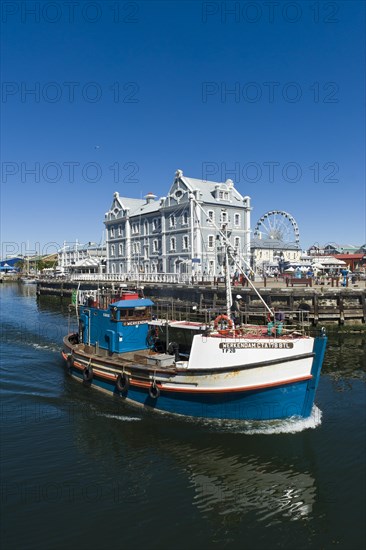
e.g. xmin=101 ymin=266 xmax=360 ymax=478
xmin=108 ymin=195 xmax=161 ymax=218
xmin=107 ymin=170 xmax=248 ymax=221
xmin=129 ymin=200 xmax=161 ymax=216
xmin=71 ymin=257 xmax=102 ymax=267
xmin=180 ymin=175 xmax=245 ymax=205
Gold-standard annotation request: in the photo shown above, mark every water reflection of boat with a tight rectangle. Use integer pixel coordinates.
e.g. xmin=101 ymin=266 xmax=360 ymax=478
xmin=184 ymin=446 xmax=316 ymax=522
xmin=68 ymin=401 xmax=317 ymax=525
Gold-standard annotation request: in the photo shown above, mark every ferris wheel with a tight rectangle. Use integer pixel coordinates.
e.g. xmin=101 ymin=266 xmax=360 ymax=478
xmin=254 ymin=210 xmax=300 ymax=245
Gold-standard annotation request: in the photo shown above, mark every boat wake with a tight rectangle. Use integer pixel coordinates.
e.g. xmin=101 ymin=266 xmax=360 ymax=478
xmin=197 ymin=405 xmax=322 ymax=434
xmin=238 ymin=405 xmax=322 ymax=435
xmin=32 ymin=342 xmax=60 ymax=353
xmin=97 ymin=413 xmax=141 ymax=422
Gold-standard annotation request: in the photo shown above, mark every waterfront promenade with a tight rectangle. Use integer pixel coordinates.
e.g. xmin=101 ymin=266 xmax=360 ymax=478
xmin=32 ymin=274 xmax=366 ymax=327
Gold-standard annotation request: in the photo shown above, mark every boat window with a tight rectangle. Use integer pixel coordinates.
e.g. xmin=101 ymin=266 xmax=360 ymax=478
xmin=110 ymin=306 xmax=152 ymax=322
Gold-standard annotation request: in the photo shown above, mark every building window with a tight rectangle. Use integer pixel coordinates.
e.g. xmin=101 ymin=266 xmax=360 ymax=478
xmin=207 ymin=210 xmax=214 ymax=224
xmin=182 ymin=235 xmax=189 ymax=250
xmin=132 ymin=242 xmax=141 ymax=255
xmin=152 ymin=218 xmax=158 ymax=231
xmin=170 ymin=237 xmax=176 ymax=251
xmin=234 ymin=237 xmax=240 ymax=251
xmin=182 ymin=211 xmax=188 ymax=225
xmin=208 ymin=235 xmax=214 ymax=250
xmin=219 ymin=191 xmax=223 ymax=199
xmin=144 ymin=221 xmax=148 ymax=235
xmin=132 ymin=223 xmax=139 ymax=235
xmin=234 ymin=213 xmax=240 ymax=226
xmin=118 ymin=225 xmax=122 ymax=236
xmin=110 ymin=245 xmax=115 ymax=257
xmin=152 ymin=239 xmax=158 ymax=253
xmin=221 ymin=211 xmax=228 ymax=223
xmin=110 ymin=226 xmax=115 ymax=238
xmin=169 ymin=214 xmax=176 ymax=228
xmin=118 ymin=243 xmax=124 ymax=255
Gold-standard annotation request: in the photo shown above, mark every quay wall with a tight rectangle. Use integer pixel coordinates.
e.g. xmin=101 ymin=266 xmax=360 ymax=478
xmin=36 ymin=280 xmax=366 ymax=326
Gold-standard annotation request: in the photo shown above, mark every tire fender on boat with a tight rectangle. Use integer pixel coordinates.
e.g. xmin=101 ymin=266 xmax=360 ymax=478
xmin=149 ymin=383 xmax=160 ymax=399
xmin=66 ymin=355 xmax=74 ymax=372
xmin=116 ymin=373 xmax=129 ymax=393
xmin=83 ymin=366 xmax=93 ymax=382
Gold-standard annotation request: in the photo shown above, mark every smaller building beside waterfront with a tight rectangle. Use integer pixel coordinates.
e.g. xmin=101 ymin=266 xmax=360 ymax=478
xmin=58 ymin=241 xmax=106 ymax=276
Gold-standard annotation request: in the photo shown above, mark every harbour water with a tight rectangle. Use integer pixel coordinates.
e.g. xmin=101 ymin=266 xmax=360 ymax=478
xmin=1 ymin=284 xmax=365 ymax=549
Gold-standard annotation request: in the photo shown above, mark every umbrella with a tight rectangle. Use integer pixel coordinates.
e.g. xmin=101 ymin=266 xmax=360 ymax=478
xmin=284 ymin=267 xmax=295 ymax=272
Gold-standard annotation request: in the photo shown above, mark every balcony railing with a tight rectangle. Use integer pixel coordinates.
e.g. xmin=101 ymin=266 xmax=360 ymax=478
xmin=69 ymin=272 xmax=198 ymax=284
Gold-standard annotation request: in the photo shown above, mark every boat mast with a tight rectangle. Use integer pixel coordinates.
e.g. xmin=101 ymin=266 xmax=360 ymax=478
xmin=224 ymin=244 xmax=232 ymax=318
xmin=189 ymin=194 xmax=273 ymax=317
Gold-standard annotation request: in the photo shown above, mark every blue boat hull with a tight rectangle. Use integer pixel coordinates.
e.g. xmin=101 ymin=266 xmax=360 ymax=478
xmin=67 ymin=335 xmax=326 ymax=420
xmin=69 ymin=370 xmax=312 ymax=420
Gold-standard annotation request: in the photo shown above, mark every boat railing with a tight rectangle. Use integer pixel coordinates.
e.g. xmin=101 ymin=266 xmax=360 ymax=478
xmin=152 ymin=302 xmax=311 ymax=335
xmin=73 ymin=290 xmax=310 ymax=335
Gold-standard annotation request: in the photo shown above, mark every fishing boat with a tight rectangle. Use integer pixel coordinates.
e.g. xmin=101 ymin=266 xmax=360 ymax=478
xmin=61 ymin=199 xmax=327 ymax=421
xmin=62 ymin=288 xmax=327 ymax=422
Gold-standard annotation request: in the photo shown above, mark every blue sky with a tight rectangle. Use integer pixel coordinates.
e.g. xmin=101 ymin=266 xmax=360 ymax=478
xmin=1 ymin=0 xmax=365 ymax=258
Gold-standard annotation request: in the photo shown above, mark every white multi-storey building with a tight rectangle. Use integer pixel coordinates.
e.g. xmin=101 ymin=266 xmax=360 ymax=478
xmin=104 ymin=170 xmax=252 ymax=277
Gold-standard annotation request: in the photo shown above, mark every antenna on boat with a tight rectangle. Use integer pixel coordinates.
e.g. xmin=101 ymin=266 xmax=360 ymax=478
xmin=75 ymin=281 xmax=81 ymax=323
xmin=223 ymin=233 xmax=233 ymax=318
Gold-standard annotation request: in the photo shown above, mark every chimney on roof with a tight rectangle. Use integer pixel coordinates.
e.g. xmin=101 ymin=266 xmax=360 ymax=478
xmin=145 ymin=192 xmax=157 ymax=204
